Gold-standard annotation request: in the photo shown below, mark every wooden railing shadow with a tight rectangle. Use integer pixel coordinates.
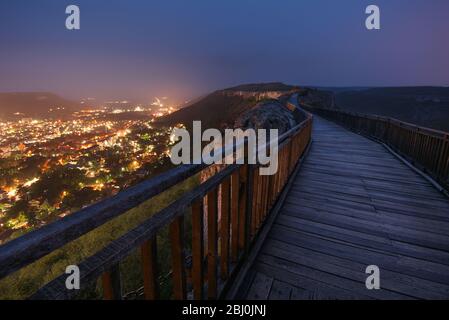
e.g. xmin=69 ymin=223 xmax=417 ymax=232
xmin=0 ymin=105 xmax=312 ymax=300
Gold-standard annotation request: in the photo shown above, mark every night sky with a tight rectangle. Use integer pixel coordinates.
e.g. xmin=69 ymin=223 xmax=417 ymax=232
xmin=1 ymin=0 xmax=448 ymax=101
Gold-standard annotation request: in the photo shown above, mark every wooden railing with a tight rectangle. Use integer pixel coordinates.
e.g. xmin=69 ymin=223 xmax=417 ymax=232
xmin=305 ymin=105 xmax=449 ymax=191
xmin=0 ymin=105 xmax=312 ymax=300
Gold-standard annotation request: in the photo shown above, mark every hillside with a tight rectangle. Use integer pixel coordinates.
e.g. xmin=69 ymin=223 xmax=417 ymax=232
xmin=158 ymin=82 xmax=299 ymax=129
xmin=333 ymin=87 xmax=449 ymax=132
xmin=158 ymin=92 xmax=255 ymax=129
xmin=0 ymin=92 xmax=79 ymax=119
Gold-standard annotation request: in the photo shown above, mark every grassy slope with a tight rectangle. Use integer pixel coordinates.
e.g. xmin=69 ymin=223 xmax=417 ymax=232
xmin=0 ymin=175 xmax=199 ymax=299
xmin=157 ymin=91 xmax=257 ymax=130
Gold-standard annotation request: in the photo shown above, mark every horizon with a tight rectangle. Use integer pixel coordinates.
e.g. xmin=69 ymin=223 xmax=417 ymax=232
xmin=1 ymin=83 xmax=449 ymax=104
xmin=1 ymin=0 xmax=449 ymax=101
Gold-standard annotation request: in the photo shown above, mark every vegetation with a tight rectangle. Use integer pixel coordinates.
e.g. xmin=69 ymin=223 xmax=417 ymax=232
xmin=0 ymin=173 xmax=199 ymax=299
xmin=158 ymin=92 xmax=258 ymax=130
xmin=334 ymin=87 xmax=449 ymax=132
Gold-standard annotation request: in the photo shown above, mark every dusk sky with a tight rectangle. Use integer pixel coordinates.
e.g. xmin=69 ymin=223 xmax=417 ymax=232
xmin=1 ymin=0 xmax=448 ymax=101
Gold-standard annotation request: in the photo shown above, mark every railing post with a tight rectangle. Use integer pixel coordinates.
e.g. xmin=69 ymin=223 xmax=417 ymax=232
xmin=237 ymin=165 xmax=248 ymax=251
xmin=141 ymin=237 xmax=158 ymax=300
xmin=191 ymin=199 xmax=204 ymax=300
xmin=220 ymin=178 xmax=231 ymax=280
xmin=102 ymin=264 xmax=122 ymax=300
xmin=245 ymin=164 xmax=254 ymax=250
xmin=170 ymin=216 xmax=186 ymax=300
xmin=287 ymin=136 xmax=294 ymax=173
xmin=207 ymin=188 xmax=218 ymax=299
xmin=230 ymin=170 xmax=240 ymax=262
xmin=252 ymin=168 xmax=260 ymax=237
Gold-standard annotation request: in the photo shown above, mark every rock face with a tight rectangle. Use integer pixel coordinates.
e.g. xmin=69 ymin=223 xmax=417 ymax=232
xmin=200 ymin=95 xmax=302 ymax=246
xmin=221 ymin=90 xmax=287 ymax=100
xmin=297 ymin=88 xmax=335 ymax=108
xmin=221 ymin=82 xmax=300 ymax=101
xmin=234 ymin=100 xmax=298 ymax=134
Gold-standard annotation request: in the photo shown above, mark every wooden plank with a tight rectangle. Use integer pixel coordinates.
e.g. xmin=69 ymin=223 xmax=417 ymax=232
xmin=287 ymin=191 xmax=449 ymax=222
xmin=220 ymin=178 xmax=231 ymax=280
xmin=102 ymin=264 xmax=122 ymax=300
xmin=302 ymin=163 xmax=426 ymax=183
xmin=261 ymin=174 xmax=269 ymax=221
xmin=245 ymin=165 xmax=254 ymax=248
xmin=283 ymin=199 xmax=449 ymax=235
xmin=207 ymin=188 xmax=218 ymax=299
xmin=318 ymin=179 xmax=446 ymax=202
xmin=141 ymin=238 xmax=158 ymax=300
xmin=277 ymin=212 xmax=449 ymax=262
xmin=253 ymin=262 xmax=372 ymax=300
xmin=299 ymin=170 xmax=436 ymax=193
xmin=191 ymin=199 xmax=204 ymax=300
xmin=230 ymin=170 xmax=240 ymax=262
xmin=290 ymin=287 xmax=325 ymax=300
xmin=286 ymin=191 xmax=377 ymax=213
xmin=268 ymin=280 xmax=293 ymax=300
xmin=257 ymin=253 xmax=410 ymax=299
xmin=263 ymin=239 xmax=449 ymax=299
xmin=252 ymin=169 xmax=260 ymax=237
xmin=245 ymin=272 xmax=273 ymax=300
xmin=293 ymin=179 xmax=449 ymax=209
xmin=233 ymin=269 xmax=257 ymax=299
xmin=281 ymin=206 xmax=449 ymax=252
xmin=170 ymin=216 xmax=186 ymax=300
xmin=269 ymin=225 xmax=449 ymax=286
xmin=302 ymin=165 xmax=429 ymax=185
xmin=238 ymin=165 xmax=248 ymax=250
xmin=297 ymin=171 xmax=445 ymax=199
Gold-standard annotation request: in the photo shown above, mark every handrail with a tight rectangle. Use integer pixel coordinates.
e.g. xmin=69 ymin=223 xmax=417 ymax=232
xmin=304 ymin=104 xmax=449 ymax=191
xmin=0 ymin=99 xmax=313 ymax=300
xmin=327 ymin=109 xmax=449 ymax=138
xmin=0 ymin=163 xmax=207 ymax=280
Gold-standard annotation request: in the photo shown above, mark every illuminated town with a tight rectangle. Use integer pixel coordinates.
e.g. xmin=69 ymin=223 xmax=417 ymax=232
xmin=0 ymin=100 xmax=180 ymax=242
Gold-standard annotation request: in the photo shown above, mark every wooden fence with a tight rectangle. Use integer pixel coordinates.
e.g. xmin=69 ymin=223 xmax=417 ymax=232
xmin=0 ymin=107 xmax=312 ymax=300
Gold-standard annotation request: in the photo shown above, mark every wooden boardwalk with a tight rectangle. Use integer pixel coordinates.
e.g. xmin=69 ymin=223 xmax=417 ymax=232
xmin=238 ymin=116 xmax=449 ymax=300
